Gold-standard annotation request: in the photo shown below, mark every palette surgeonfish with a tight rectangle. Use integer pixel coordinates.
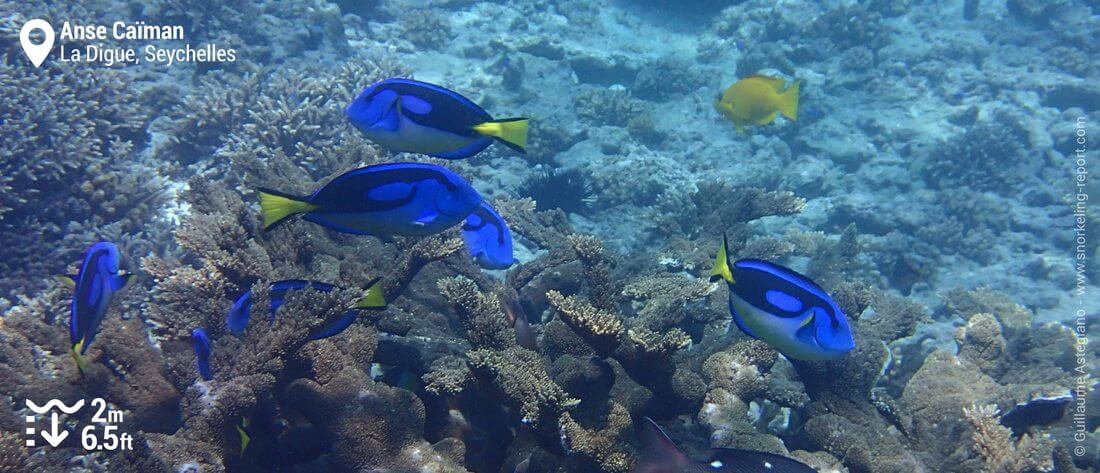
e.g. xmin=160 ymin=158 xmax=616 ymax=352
xmin=61 ymin=241 xmax=133 ymax=373
xmin=226 ymin=278 xmax=386 ymax=340
xmin=191 ymin=328 xmax=213 ymax=381
xmin=634 ymin=416 xmax=815 ymax=473
xmin=714 ymin=75 xmax=799 ymax=131
xmin=710 ymin=235 xmax=854 ymax=361
xmin=346 ymin=78 xmax=529 ymax=159
xmin=461 ymin=200 xmax=515 ymax=269
xmin=258 ymin=162 xmax=483 ymax=236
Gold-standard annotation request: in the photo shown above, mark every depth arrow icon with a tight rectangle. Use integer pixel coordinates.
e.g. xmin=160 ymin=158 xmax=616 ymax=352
xmin=40 ymin=413 xmax=68 ymax=447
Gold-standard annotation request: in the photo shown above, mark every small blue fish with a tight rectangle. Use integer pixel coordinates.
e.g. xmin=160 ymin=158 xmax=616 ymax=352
xmin=192 ymin=328 xmax=213 ymax=381
xmin=634 ymin=416 xmax=814 ymax=472
xmin=226 ymin=278 xmax=386 ymax=339
xmin=346 ymin=78 xmax=529 ymax=159
xmin=710 ymin=235 xmax=854 ymax=361
xmin=461 ymin=201 xmax=514 ymax=269
xmin=61 ymin=242 xmax=132 ymax=373
xmin=258 ymin=162 xmax=483 ymax=235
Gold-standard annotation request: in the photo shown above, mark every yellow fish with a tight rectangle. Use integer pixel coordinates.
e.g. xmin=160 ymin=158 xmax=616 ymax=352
xmin=714 ymin=75 xmax=800 ymax=131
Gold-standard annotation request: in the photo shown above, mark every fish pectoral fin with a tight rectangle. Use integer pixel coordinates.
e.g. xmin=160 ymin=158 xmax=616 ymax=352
xmin=110 ymin=273 xmax=134 ymax=291
xmin=413 ymin=211 xmax=439 ymax=226
xmin=636 ymin=417 xmax=693 ymax=470
xmin=755 ymin=111 xmax=779 ymax=125
xmin=58 ymin=275 xmax=78 ymax=288
xmin=798 ymin=310 xmax=816 ymax=327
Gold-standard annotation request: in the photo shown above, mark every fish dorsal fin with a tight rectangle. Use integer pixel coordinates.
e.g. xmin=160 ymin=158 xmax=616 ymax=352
xmin=746 ymin=74 xmax=787 ymax=92
xmin=635 ymin=417 xmax=691 ymax=472
xmin=709 ymin=233 xmax=735 ymax=284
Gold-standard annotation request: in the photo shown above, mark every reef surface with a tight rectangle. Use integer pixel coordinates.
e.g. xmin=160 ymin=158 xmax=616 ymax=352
xmin=0 ymin=0 xmax=1097 ymax=472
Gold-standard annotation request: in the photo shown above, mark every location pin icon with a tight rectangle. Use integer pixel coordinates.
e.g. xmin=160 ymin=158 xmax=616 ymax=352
xmin=20 ymin=19 xmax=54 ymax=68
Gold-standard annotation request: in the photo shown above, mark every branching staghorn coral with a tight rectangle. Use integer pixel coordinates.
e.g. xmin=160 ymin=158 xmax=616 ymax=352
xmin=548 ymin=291 xmax=624 ymax=356
xmin=0 ymin=54 xmax=162 ymax=301
xmin=654 ymin=182 xmax=809 ymax=275
xmin=143 ymin=0 xmax=348 ymax=66
xmin=467 ymin=346 xmax=578 ymax=428
xmin=0 ymin=278 xmax=180 ymax=470
xmin=568 ymin=234 xmax=619 ymax=312
xmin=547 ymin=290 xmax=701 ymax=413
xmin=559 ymin=401 xmax=634 ymax=472
xmin=147 ymin=283 xmax=363 ymax=469
xmin=963 ymin=404 xmax=1054 ymax=473
xmin=286 ymin=327 xmax=468 ymax=472
xmin=158 ymin=55 xmax=406 ymax=183
xmin=622 ymin=273 xmax=714 ymax=331
xmin=943 ymin=286 xmax=1033 ymax=330
xmin=438 ymin=276 xmax=514 ymax=350
xmin=956 ymin=313 xmax=1007 ymax=376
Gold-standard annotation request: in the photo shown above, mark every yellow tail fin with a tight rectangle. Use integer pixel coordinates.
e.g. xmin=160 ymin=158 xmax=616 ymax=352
xmin=71 ymin=341 xmax=85 ymax=374
xmin=473 ymin=118 xmax=529 ymax=153
xmin=236 ymin=419 xmax=251 ymax=455
xmin=709 ymin=234 xmax=734 ymax=284
xmin=354 ymin=278 xmax=387 ymax=310
xmin=779 ymin=81 xmax=799 ymax=120
xmin=258 ymin=189 xmax=317 ymax=230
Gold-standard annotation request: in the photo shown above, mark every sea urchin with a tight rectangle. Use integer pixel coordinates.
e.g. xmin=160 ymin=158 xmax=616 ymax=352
xmin=515 ymin=168 xmax=595 ymax=214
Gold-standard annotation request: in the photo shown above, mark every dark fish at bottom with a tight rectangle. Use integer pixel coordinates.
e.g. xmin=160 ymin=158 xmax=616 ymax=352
xmin=634 ymin=417 xmax=814 ymax=473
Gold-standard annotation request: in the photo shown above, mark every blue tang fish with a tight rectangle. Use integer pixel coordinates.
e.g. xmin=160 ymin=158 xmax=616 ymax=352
xmin=635 ymin=417 xmax=815 ymax=473
xmin=258 ymin=162 xmax=483 ymax=235
xmin=710 ymin=235 xmax=854 ymax=361
xmin=461 ymin=201 xmax=514 ymax=269
xmin=226 ymin=278 xmax=386 ymax=339
xmin=61 ymin=241 xmax=133 ymax=373
xmin=191 ymin=328 xmax=213 ymax=381
xmin=346 ymin=78 xmax=529 ymax=160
